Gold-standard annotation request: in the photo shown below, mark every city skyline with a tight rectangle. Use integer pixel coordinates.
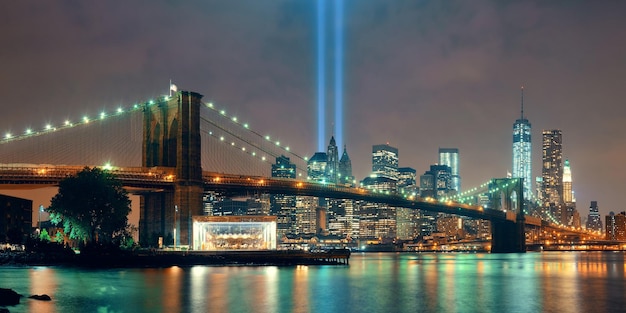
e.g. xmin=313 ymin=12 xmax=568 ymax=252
xmin=1 ymin=1 xmax=625 ymax=218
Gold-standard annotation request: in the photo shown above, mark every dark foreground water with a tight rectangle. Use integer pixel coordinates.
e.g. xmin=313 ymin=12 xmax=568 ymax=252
xmin=1 ymin=252 xmax=625 ymax=313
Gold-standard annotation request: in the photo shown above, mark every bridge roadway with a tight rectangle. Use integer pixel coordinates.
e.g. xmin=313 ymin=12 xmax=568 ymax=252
xmin=0 ymin=163 xmax=594 ymax=237
xmin=0 ymin=163 xmax=506 ymax=221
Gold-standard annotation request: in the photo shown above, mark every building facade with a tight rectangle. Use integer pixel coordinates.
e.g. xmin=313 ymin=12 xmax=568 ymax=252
xmin=586 ymin=201 xmax=603 ymax=232
xmin=0 ymin=194 xmax=32 ymax=244
xmin=606 ymin=212 xmax=626 ymax=241
xmin=372 ymin=144 xmax=399 ymax=180
xmin=439 ymin=148 xmax=460 ymax=193
xmin=542 ymin=129 xmax=563 ymax=205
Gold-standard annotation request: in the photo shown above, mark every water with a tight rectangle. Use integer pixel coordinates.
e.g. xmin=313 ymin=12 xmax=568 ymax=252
xmin=1 ymin=252 xmax=625 ymax=313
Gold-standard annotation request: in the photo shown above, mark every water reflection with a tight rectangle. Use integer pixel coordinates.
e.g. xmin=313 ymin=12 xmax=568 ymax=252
xmin=0 ymin=252 xmax=625 ymax=313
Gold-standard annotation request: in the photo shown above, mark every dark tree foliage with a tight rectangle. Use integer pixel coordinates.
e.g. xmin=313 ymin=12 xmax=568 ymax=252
xmin=48 ymin=167 xmax=131 ymax=245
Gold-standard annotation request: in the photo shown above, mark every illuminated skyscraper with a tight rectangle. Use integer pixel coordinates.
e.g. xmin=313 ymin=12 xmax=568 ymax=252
xmin=563 ymin=159 xmax=573 ymax=204
xmin=439 ymin=148 xmax=460 ymax=193
xmin=372 ymin=144 xmax=399 ymax=180
xmin=327 ymin=136 xmax=339 ymax=183
xmin=271 ymin=156 xmax=297 ymax=238
xmin=542 ymin=129 xmax=563 ymax=205
xmin=586 ymin=201 xmax=603 ymax=232
xmin=512 ymin=87 xmax=532 ymax=201
xmin=606 ymin=212 xmax=626 ymax=241
xmin=338 ymin=145 xmax=354 ymax=185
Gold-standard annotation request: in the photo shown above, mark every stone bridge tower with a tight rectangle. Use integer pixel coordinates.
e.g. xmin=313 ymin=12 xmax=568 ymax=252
xmin=139 ymin=91 xmax=203 ymax=247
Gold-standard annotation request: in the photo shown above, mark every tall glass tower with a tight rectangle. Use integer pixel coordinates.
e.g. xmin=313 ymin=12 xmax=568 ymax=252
xmin=439 ymin=148 xmax=460 ymax=193
xmin=512 ymin=87 xmax=532 ymax=201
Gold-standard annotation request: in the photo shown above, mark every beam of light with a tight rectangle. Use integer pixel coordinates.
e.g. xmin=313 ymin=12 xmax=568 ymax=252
xmin=334 ymin=0 xmax=344 ymax=150
xmin=317 ymin=0 xmax=326 ymax=151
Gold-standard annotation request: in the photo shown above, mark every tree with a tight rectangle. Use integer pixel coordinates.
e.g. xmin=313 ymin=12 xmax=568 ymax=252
xmin=48 ymin=167 xmax=131 ymax=245
xmin=39 ymin=229 xmax=51 ymax=241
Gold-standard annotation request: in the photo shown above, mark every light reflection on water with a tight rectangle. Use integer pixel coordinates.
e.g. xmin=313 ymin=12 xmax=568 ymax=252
xmin=0 ymin=252 xmax=625 ymax=313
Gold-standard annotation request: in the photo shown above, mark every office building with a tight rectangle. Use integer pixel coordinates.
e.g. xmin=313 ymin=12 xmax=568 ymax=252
xmin=307 ymin=152 xmax=328 ymax=182
xmin=512 ymin=87 xmax=532 ymax=201
xmin=562 ymin=159 xmax=573 ymax=204
xmin=606 ymin=212 xmax=626 ymax=241
xmin=542 ymin=129 xmax=563 ymax=205
xmin=0 ymin=194 xmax=32 ymax=243
xmin=271 ymin=156 xmax=297 ymax=239
xmin=439 ymin=148 xmax=460 ymax=193
xmin=372 ymin=144 xmax=399 ymax=180
xmin=586 ymin=201 xmax=603 ymax=232
xmin=327 ymin=136 xmax=339 ymax=183
xmin=338 ymin=145 xmax=354 ymax=186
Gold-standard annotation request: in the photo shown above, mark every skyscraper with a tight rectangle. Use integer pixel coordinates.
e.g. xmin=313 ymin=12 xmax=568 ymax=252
xmin=372 ymin=143 xmax=399 ymax=180
xmin=439 ymin=148 xmax=460 ymax=193
xmin=512 ymin=87 xmax=532 ymax=201
xmin=605 ymin=212 xmax=626 ymax=241
xmin=542 ymin=129 xmax=563 ymax=205
xmin=307 ymin=152 xmax=328 ymax=182
xmin=271 ymin=156 xmax=297 ymax=238
xmin=338 ymin=145 xmax=354 ymax=186
xmin=562 ymin=159 xmax=573 ymax=204
xmin=586 ymin=201 xmax=603 ymax=232
xmin=327 ymin=136 xmax=339 ymax=183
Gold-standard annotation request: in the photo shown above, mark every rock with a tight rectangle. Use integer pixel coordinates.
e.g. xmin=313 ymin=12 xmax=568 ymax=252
xmin=28 ymin=294 xmax=51 ymax=301
xmin=0 ymin=307 xmax=10 ymax=313
xmin=0 ymin=288 xmax=21 ymax=306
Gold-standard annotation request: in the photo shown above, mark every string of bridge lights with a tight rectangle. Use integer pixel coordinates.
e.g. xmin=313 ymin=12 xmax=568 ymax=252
xmin=201 ymin=101 xmax=309 ymax=164
xmin=0 ymin=93 xmax=307 ymax=173
xmin=1 ymin=97 xmax=151 ymax=143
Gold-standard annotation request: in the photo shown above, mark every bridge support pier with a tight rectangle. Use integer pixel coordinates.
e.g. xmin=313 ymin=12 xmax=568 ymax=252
xmin=490 ymin=215 xmax=526 ymax=253
xmin=139 ymin=91 xmax=204 ymax=248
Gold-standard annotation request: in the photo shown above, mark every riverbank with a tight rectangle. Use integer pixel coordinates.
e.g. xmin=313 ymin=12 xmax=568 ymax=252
xmin=0 ymin=249 xmax=350 ymax=267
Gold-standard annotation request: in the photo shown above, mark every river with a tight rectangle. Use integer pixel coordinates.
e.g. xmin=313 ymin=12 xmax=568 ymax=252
xmin=1 ymin=252 xmax=625 ymax=313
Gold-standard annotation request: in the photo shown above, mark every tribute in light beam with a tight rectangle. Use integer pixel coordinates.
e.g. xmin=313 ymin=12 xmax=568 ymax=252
xmin=334 ymin=0 xmax=344 ymax=150
xmin=316 ymin=0 xmax=326 ymax=151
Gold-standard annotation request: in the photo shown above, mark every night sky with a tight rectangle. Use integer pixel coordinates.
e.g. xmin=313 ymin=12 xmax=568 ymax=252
xmin=1 ymin=1 xmax=625 ymax=220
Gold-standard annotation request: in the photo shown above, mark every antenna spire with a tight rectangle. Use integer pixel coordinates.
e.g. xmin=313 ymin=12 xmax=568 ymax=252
xmin=522 ymin=86 xmax=524 ymax=119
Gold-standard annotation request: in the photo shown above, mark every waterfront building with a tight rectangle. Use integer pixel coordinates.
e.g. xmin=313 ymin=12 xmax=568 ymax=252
xmin=191 ymin=215 xmax=277 ymax=251
xmin=0 ymin=194 xmax=32 ymax=243
xmin=372 ymin=144 xmax=399 ymax=180
xmin=512 ymin=87 xmax=532 ymax=201
xmin=605 ymin=212 xmax=626 ymax=241
xmin=541 ymin=129 xmax=563 ymax=206
xmin=586 ymin=201 xmax=603 ymax=232
xmin=439 ymin=148 xmax=461 ymax=193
